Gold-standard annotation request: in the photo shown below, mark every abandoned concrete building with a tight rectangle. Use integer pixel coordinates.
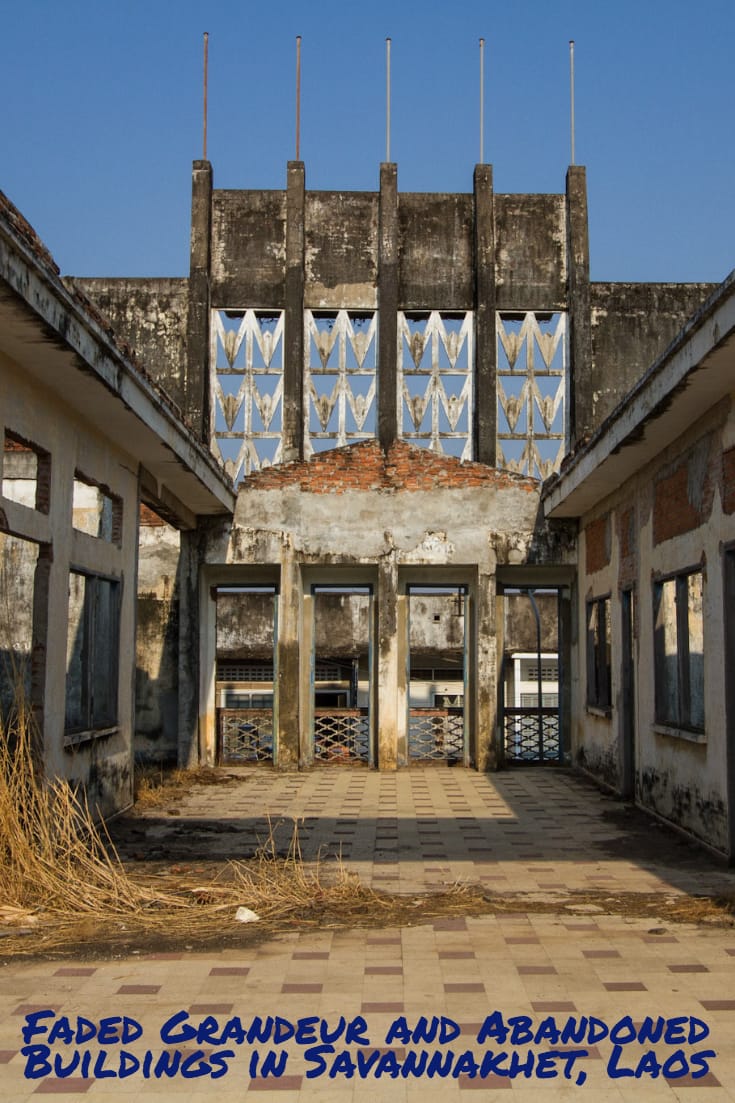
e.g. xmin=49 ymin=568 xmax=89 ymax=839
xmin=1 ymin=155 xmax=733 ymax=858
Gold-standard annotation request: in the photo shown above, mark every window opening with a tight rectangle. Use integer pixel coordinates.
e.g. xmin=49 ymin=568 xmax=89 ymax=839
xmin=216 ymin=585 xmax=278 ymax=763
xmin=654 ymin=569 xmax=704 ymax=732
xmin=407 ymin=585 xmax=468 ymax=763
xmin=65 ymin=572 xmax=120 ymax=741
xmin=2 ymin=431 xmax=50 ymax=512
xmin=72 ymin=473 xmax=121 ymax=542
xmin=496 ymin=312 xmax=567 ymax=478
xmin=210 ymin=310 xmax=284 ymax=481
xmin=398 ymin=312 xmax=473 ymax=460
xmin=586 ymin=596 xmax=612 ymax=710
xmin=304 ymin=311 xmax=377 ymax=455
xmin=0 ymin=532 xmax=40 ymax=727
xmin=500 ymin=588 xmax=561 ymax=763
xmin=311 ymin=585 xmax=372 ymax=764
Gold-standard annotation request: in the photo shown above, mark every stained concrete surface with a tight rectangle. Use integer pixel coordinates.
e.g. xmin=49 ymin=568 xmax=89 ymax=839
xmin=3 ymin=767 xmax=735 ymax=1100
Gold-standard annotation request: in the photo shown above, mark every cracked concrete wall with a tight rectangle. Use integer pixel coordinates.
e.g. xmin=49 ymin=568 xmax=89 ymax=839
xmin=72 ymin=278 xmax=190 ymax=414
xmin=583 ymin=283 xmax=718 ymax=437
xmin=574 ymin=398 xmax=735 ymax=853
xmin=198 ymin=441 xmax=576 ymax=771
xmin=136 ymin=511 xmax=181 ymax=763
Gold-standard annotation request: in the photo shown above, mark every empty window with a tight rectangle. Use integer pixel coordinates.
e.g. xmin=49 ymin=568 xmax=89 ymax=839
xmin=2 ymin=431 xmax=50 ymax=512
xmin=65 ymin=573 xmax=120 ymax=737
xmin=654 ymin=570 xmax=704 ymax=732
xmin=586 ymin=596 xmax=611 ymax=710
xmin=72 ymin=473 xmax=122 ymax=542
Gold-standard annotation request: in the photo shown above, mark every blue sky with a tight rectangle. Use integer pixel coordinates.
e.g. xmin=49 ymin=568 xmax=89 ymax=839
xmin=2 ymin=0 xmax=733 ymax=282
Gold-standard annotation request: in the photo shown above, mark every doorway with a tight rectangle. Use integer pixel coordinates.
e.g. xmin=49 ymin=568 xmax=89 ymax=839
xmin=500 ymin=587 xmax=562 ymax=763
xmin=215 ymin=585 xmax=278 ymax=764
xmin=407 ymin=584 xmax=469 ymax=764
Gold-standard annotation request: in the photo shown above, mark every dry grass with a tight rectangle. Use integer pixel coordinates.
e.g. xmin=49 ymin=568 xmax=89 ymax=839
xmin=0 ymin=697 xmax=181 ymax=920
xmin=0 ymin=698 xmax=397 ymax=953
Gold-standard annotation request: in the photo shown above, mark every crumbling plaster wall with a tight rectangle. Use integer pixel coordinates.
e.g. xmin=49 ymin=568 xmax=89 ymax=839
xmin=197 ymin=440 xmax=575 ymax=772
xmin=71 ymin=279 xmax=190 ymax=414
xmin=0 ymin=348 xmax=139 ymax=817
xmin=575 ymin=397 xmax=735 ymax=852
xmin=136 ymin=509 xmax=181 ymax=763
xmin=583 ymin=283 xmax=718 ymax=437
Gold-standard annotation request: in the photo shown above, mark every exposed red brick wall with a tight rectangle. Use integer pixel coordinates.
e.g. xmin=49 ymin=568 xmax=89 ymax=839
xmin=240 ymin=440 xmax=540 ymax=495
xmin=653 ymin=440 xmax=714 ymax=545
xmin=722 ymin=447 xmax=735 ymax=514
xmin=585 ymin=513 xmax=610 ymax=575
xmin=139 ymin=503 xmax=167 ymax=526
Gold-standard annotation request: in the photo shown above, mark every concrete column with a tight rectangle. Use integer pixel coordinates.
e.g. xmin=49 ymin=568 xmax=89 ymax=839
xmin=276 ymin=546 xmax=300 ymax=768
xmin=376 ymin=554 xmax=401 ymax=768
xmin=378 ymin=163 xmax=399 ymax=451
xmin=282 ymin=162 xmax=306 ymax=462
xmin=29 ymin=544 xmax=51 ymax=762
xmin=566 ymin=165 xmax=592 ymax=447
xmin=473 ymin=165 xmax=497 ymax=465
xmin=476 ymin=570 xmax=498 ymax=770
xmin=178 ymin=527 xmax=202 ymax=767
xmin=185 ymin=160 xmax=213 ymax=443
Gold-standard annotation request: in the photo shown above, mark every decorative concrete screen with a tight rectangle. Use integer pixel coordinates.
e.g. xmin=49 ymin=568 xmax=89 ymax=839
xmin=211 ymin=310 xmax=284 ymax=480
xmin=304 ymin=311 xmax=377 ymax=455
xmin=496 ymin=312 xmax=567 ymax=478
xmin=398 ymin=312 xmax=473 ymax=460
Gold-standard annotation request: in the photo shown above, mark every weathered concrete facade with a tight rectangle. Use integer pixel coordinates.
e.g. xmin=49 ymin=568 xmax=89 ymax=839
xmin=69 ymin=158 xmax=718 ymax=782
xmin=0 ymin=193 xmax=234 ymax=814
xmin=545 ymin=274 xmax=735 ymax=856
xmin=4 ymin=143 xmax=729 ymax=854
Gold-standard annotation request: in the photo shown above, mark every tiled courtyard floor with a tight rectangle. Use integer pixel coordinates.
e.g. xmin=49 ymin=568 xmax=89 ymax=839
xmin=2 ymin=767 xmax=735 ymax=1100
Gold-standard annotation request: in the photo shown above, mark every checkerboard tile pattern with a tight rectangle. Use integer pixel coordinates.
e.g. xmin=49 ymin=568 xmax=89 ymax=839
xmin=2 ymin=768 xmax=735 ymax=1099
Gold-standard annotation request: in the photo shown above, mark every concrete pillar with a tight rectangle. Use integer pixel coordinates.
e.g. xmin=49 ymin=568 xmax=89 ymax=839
xmin=282 ymin=162 xmax=306 ymax=462
xmin=476 ymin=570 xmax=498 ymax=770
xmin=185 ymin=160 xmax=213 ymax=443
xmin=473 ymin=165 xmax=497 ymax=465
xmin=178 ymin=527 xmax=201 ymax=767
xmin=276 ymin=546 xmax=300 ymax=768
xmin=29 ymin=543 xmax=51 ymax=761
xmin=376 ymin=554 xmax=401 ymax=768
xmin=378 ymin=163 xmax=399 ymax=451
xmin=566 ymin=165 xmax=592 ymax=447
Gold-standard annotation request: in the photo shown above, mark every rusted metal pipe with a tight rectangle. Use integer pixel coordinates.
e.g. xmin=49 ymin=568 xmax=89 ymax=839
xmin=479 ymin=37 xmax=485 ymax=164
xmin=202 ymin=32 xmax=209 ymax=160
xmin=569 ymin=39 xmax=576 ymax=166
xmin=295 ymin=36 xmax=302 ymax=161
xmin=386 ymin=37 xmax=391 ymax=162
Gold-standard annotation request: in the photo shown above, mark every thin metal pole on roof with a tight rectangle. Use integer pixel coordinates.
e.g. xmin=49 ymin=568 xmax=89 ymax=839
xmin=202 ymin=32 xmax=209 ymax=160
xmin=479 ymin=37 xmax=485 ymax=164
xmin=295 ymin=36 xmax=302 ymax=160
xmin=569 ymin=39 xmax=576 ymax=166
xmin=386 ymin=37 xmax=392 ymax=162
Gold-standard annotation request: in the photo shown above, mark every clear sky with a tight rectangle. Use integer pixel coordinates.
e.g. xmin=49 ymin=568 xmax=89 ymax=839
xmin=2 ymin=0 xmax=733 ymax=283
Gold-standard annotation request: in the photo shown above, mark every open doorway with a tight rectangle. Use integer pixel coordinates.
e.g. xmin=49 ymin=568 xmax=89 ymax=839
xmin=215 ymin=585 xmax=278 ymax=764
xmin=500 ymin=587 xmax=562 ymax=763
xmin=311 ymin=585 xmax=372 ymax=764
xmin=407 ymin=584 xmax=469 ymax=764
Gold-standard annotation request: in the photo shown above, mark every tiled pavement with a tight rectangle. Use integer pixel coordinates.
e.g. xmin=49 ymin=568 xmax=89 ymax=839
xmin=2 ymin=767 xmax=735 ymax=1100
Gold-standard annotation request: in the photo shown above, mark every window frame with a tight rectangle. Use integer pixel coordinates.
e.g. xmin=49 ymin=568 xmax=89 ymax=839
xmin=653 ymin=566 xmax=705 ymax=736
xmin=586 ymin=594 xmax=612 ymax=713
xmin=64 ymin=569 xmax=121 ymax=745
